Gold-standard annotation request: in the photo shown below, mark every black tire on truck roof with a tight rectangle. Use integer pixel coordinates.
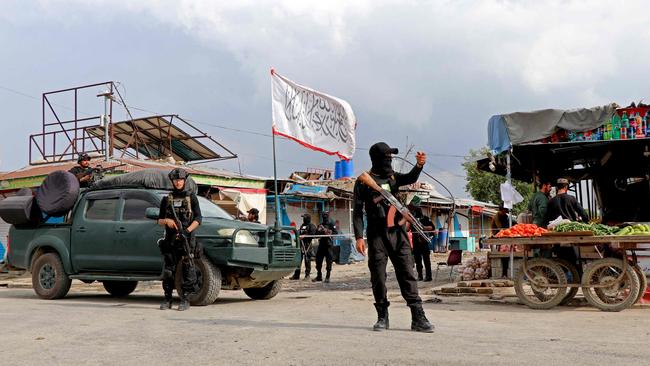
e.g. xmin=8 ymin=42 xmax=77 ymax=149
xmin=35 ymin=170 xmax=80 ymax=217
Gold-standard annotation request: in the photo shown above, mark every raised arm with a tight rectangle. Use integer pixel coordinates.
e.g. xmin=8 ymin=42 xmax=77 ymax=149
xmin=394 ymin=152 xmax=426 ymax=187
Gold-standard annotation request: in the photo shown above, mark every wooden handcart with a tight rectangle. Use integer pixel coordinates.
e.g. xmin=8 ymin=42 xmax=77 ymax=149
xmin=484 ymin=234 xmax=650 ymax=312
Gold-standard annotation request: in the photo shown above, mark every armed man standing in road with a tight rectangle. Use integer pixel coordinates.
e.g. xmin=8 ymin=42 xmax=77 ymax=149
xmin=353 ymin=142 xmax=434 ymax=333
xmin=409 ymin=204 xmax=434 ymax=282
xmin=157 ymin=168 xmax=202 ymax=311
xmin=291 ymin=213 xmax=318 ymax=280
xmin=314 ymin=211 xmax=337 ymax=283
xmin=68 ymin=153 xmax=93 ymax=188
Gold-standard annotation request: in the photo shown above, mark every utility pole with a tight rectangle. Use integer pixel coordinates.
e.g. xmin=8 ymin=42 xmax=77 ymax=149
xmin=97 ymin=89 xmax=114 ymax=162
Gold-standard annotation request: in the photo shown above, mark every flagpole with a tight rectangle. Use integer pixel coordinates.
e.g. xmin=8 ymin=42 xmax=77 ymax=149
xmin=272 ymin=128 xmax=282 ymax=230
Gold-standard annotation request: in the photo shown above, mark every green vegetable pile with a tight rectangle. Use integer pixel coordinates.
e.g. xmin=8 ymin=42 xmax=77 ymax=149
xmin=615 ymin=224 xmax=650 ymax=236
xmin=553 ymin=222 xmax=619 ymax=236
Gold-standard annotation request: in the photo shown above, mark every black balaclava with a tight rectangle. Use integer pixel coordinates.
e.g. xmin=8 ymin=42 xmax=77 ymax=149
xmin=369 ymin=142 xmax=399 ymax=178
xmin=322 ymin=212 xmax=330 ymax=224
xmin=303 ymin=214 xmax=311 ymax=225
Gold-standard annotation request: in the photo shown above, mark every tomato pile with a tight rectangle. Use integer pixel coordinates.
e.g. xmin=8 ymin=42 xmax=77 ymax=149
xmin=495 ymin=224 xmax=548 ymax=238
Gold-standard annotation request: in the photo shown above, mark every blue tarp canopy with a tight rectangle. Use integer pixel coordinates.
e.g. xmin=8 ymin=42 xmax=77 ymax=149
xmin=487 ymin=103 xmax=618 ymax=154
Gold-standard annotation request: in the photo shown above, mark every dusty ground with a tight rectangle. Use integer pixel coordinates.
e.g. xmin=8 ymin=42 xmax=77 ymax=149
xmin=2 ymin=253 xmax=650 ymax=366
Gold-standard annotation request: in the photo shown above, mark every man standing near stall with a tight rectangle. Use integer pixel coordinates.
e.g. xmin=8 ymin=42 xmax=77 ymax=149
xmin=545 ymin=178 xmax=589 ymax=225
xmin=529 ymin=180 xmax=552 ymax=227
xmin=353 ymin=142 xmax=434 ymax=333
xmin=544 ymin=178 xmax=588 ymax=272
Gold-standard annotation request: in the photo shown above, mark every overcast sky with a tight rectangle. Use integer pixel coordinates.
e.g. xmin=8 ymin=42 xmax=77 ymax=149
xmin=1 ymin=0 xmax=649 ymax=197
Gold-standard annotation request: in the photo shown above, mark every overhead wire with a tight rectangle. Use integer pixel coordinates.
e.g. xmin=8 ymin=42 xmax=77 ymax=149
xmin=1 ymin=81 xmax=470 ymax=175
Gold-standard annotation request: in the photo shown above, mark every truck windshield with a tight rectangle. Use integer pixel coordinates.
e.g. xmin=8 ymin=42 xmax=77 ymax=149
xmin=197 ymin=196 xmax=233 ymax=220
xmin=158 ymin=193 xmax=233 ymax=220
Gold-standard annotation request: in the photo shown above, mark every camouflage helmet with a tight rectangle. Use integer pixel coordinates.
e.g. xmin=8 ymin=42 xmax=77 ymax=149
xmin=168 ymin=168 xmax=189 ymax=181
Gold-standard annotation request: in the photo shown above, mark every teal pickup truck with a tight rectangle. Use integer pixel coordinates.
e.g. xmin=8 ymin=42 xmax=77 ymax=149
xmin=6 ymin=187 xmax=300 ymax=305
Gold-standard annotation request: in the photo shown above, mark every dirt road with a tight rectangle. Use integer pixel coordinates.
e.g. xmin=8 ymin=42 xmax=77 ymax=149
xmin=1 ymin=260 xmax=649 ymax=366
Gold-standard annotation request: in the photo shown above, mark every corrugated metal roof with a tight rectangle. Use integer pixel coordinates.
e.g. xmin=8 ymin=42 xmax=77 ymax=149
xmin=85 ymin=116 xmax=228 ymax=162
xmin=0 ymin=157 xmax=265 ymax=183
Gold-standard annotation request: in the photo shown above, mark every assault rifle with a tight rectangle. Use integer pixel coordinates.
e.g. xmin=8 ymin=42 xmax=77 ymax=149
xmin=90 ymin=163 xmax=127 ymax=181
xmin=168 ymin=198 xmax=195 ymax=269
xmin=75 ymin=163 xmax=127 ymax=183
xmin=357 ymin=171 xmax=431 ymax=243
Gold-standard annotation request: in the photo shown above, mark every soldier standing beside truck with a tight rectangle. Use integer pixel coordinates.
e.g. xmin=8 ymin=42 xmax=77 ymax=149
xmin=157 ymin=168 xmax=202 ymax=311
xmin=291 ymin=213 xmax=317 ymax=280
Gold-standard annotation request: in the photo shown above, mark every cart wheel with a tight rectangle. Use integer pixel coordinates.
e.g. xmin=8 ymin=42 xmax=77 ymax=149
xmin=553 ymin=258 xmax=580 ymax=306
xmin=581 ymin=258 xmax=640 ymax=312
xmin=514 ymin=258 xmax=567 ymax=310
xmin=632 ymin=264 xmax=647 ymax=305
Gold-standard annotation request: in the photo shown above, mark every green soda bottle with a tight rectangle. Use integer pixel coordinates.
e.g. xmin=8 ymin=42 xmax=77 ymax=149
xmin=612 ymin=113 xmax=621 ymax=129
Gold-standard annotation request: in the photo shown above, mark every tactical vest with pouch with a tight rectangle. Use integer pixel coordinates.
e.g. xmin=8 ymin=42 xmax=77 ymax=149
xmin=166 ymin=193 xmax=193 ymax=227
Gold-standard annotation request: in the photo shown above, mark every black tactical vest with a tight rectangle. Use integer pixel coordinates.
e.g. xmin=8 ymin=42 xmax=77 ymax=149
xmin=166 ymin=193 xmax=193 ymax=226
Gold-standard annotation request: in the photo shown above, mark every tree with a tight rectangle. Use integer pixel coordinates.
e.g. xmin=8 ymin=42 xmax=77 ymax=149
xmin=462 ymin=148 xmax=533 ymax=216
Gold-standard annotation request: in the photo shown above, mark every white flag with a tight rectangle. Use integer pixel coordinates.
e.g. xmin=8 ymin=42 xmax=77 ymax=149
xmin=271 ymin=69 xmax=356 ymax=160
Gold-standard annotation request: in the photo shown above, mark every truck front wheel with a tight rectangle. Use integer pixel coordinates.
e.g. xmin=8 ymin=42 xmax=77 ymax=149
xmin=175 ymin=257 xmax=221 ymax=306
xmin=243 ymin=280 xmax=282 ymax=300
xmin=102 ymin=281 xmax=138 ymax=297
xmin=31 ymin=253 xmax=71 ymax=300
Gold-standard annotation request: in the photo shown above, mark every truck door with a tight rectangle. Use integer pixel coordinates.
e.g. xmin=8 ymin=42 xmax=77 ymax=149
xmin=115 ymin=191 xmax=164 ymax=273
xmin=71 ymin=191 xmax=120 ymax=272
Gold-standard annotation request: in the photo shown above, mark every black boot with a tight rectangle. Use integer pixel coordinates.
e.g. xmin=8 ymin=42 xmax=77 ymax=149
xmin=373 ymin=303 xmax=389 ymax=331
xmin=409 ymin=303 xmax=434 ymax=333
xmin=178 ymin=296 xmax=190 ymax=311
xmin=303 ymin=270 xmax=311 ymax=280
xmin=290 ymin=269 xmax=300 ymax=280
xmin=313 ymin=271 xmax=323 ymax=282
xmin=324 ymin=271 xmax=331 ymax=283
xmin=159 ymin=296 xmax=172 ymax=310
xmin=425 ymin=268 xmax=433 ymax=282
xmin=417 ymin=271 xmax=424 ymax=281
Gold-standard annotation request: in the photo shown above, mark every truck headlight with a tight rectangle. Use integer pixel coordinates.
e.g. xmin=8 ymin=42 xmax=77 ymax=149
xmin=235 ymin=230 xmax=259 ymax=245
xmin=217 ymin=228 xmax=259 ymax=246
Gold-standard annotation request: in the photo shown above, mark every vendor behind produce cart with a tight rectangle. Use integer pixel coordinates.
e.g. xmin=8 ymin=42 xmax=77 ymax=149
xmin=529 ymin=179 xmax=552 ymax=227
xmin=543 ymin=178 xmax=588 ymax=273
xmin=490 ymin=203 xmax=511 ymax=236
xmin=544 ymin=178 xmax=589 ymax=226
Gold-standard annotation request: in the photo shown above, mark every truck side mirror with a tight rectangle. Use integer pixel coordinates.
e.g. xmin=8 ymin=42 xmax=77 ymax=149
xmin=145 ymin=207 xmax=160 ymax=220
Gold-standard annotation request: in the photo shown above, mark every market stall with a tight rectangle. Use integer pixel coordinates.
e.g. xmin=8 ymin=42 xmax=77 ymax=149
xmin=479 ymin=103 xmax=650 ymax=311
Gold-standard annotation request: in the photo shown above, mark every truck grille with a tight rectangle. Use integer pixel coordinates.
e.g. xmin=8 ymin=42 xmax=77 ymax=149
xmin=272 ymin=248 xmax=296 ymax=262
